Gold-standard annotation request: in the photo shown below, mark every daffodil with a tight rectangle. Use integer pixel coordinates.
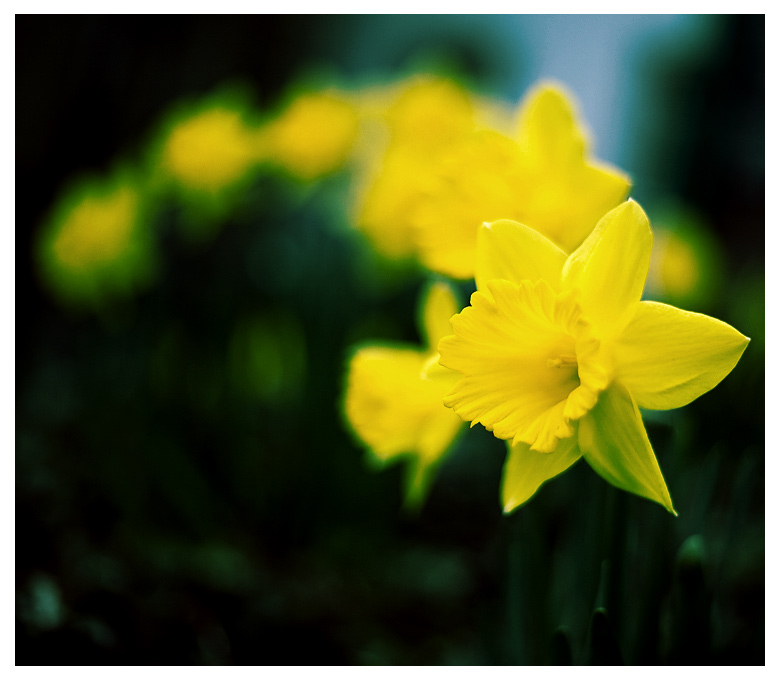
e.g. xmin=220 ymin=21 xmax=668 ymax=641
xmin=414 ymin=81 xmax=630 ymax=279
xmin=158 ymin=103 xmax=258 ymax=193
xmin=35 ymin=169 xmax=158 ymax=309
xmin=260 ymin=90 xmax=359 ymax=180
xmin=344 ymin=282 xmax=464 ymax=507
xmin=352 ymin=75 xmax=500 ymax=260
xmin=149 ymin=93 xmax=262 ymax=236
xmin=438 ymin=201 xmax=749 ymax=513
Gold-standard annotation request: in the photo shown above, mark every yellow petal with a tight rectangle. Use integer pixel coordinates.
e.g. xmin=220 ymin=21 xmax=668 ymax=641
xmin=439 ymin=279 xmax=582 ymax=451
xmin=345 ymin=346 xmax=461 ymax=464
xmin=512 ymin=83 xmax=630 ymax=253
xmin=355 ymin=147 xmax=436 ymax=259
xmin=515 ymin=82 xmax=587 ymax=171
xmin=562 ymin=200 xmax=652 ymax=338
xmin=475 ymin=219 xmax=567 ymax=293
xmin=578 ymin=383 xmax=676 ymax=514
xmin=501 ymin=436 xmax=581 ymax=512
xmin=615 ymin=301 xmax=750 ymax=410
xmin=413 ymin=130 xmax=525 ymax=279
xmin=543 ymin=162 xmax=630 ymax=254
xmin=387 ymin=76 xmax=475 ymax=156
xmin=420 ymin=281 xmax=459 ymax=349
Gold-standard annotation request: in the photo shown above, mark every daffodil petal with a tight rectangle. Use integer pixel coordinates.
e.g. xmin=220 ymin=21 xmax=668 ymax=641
xmin=475 ymin=219 xmax=567 ymax=292
xmin=345 ymin=346 xmax=462 ymax=463
xmin=578 ymin=383 xmax=676 ymax=514
xmin=563 ymin=200 xmax=652 ymax=338
xmin=615 ymin=301 xmax=750 ymax=410
xmin=515 ymin=82 xmax=587 ymax=169
xmin=501 ymin=436 xmax=581 ymax=512
xmin=550 ymin=162 xmax=631 ymax=254
xmin=421 ymin=281 xmax=459 ymax=349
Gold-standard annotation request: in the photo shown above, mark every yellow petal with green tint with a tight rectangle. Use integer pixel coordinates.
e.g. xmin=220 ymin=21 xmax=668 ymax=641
xmin=421 ymin=281 xmax=459 ymax=349
xmin=563 ymin=200 xmax=652 ymax=339
xmin=439 ymin=280 xmax=581 ymax=452
xmin=475 ymin=219 xmax=567 ymax=293
xmin=615 ymin=301 xmax=750 ymax=410
xmin=501 ymin=436 xmax=581 ymax=512
xmin=578 ymin=383 xmax=676 ymax=514
xmin=345 ymin=346 xmax=461 ymax=464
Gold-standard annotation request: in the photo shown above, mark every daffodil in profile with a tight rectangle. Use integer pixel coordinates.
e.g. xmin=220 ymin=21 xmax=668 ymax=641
xmin=438 ymin=201 xmax=749 ymax=513
xmin=414 ymin=81 xmax=630 ymax=279
xmin=344 ymin=282 xmax=464 ymax=507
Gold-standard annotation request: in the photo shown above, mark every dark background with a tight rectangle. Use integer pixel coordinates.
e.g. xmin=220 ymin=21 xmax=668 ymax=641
xmin=17 ymin=15 xmax=764 ymax=664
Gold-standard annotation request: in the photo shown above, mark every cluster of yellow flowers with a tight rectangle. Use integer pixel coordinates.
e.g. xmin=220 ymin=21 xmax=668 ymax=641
xmin=35 ymin=86 xmax=361 ymax=307
xmin=343 ymin=79 xmax=749 ymax=514
xmin=34 ymin=72 xmax=748 ymax=517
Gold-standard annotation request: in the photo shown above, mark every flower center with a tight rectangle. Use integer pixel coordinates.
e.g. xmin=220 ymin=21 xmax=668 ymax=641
xmin=547 ymin=354 xmax=578 ymax=369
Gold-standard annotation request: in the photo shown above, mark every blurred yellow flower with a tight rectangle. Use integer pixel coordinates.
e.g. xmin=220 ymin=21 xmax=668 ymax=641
xmin=439 ymin=201 xmax=748 ymax=513
xmin=353 ymin=146 xmax=439 ymax=259
xmin=161 ymin=105 xmax=258 ymax=193
xmin=352 ymin=75 xmax=498 ymax=260
xmin=645 ymin=208 xmax=724 ymax=310
xmin=344 ymin=282 xmax=464 ymax=507
xmin=414 ymin=81 xmax=631 ymax=279
xmin=52 ymin=184 xmax=137 ymax=269
xmin=384 ymin=76 xmax=476 ymax=156
xmin=261 ymin=90 xmax=359 ymax=180
xmin=36 ymin=170 xmax=157 ymax=308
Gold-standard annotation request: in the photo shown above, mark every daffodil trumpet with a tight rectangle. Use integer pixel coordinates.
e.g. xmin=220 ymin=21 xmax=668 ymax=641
xmin=438 ymin=200 xmax=749 ymax=514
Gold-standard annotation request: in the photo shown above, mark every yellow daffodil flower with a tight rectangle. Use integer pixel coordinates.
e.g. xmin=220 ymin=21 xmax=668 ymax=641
xmin=352 ymin=76 xmax=484 ymax=260
xmin=260 ymin=90 xmax=359 ymax=180
xmin=438 ymin=201 xmax=749 ymax=513
xmin=149 ymin=93 xmax=262 ymax=236
xmin=36 ymin=170 xmax=158 ymax=309
xmin=414 ymin=81 xmax=631 ymax=279
xmin=344 ymin=282 xmax=464 ymax=507
xmin=160 ymin=105 xmax=258 ymax=193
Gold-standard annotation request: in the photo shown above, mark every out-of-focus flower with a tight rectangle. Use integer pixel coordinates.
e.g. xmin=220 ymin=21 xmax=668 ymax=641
xmin=344 ymin=282 xmax=464 ymax=507
xmin=158 ymin=103 xmax=258 ymax=193
xmin=260 ymin=90 xmax=360 ymax=180
xmin=35 ymin=169 xmax=158 ymax=309
xmin=645 ymin=207 xmax=723 ymax=310
xmin=149 ymin=92 xmax=261 ymax=235
xmin=414 ymin=81 xmax=631 ymax=279
xmin=352 ymin=75 xmax=506 ymax=260
xmin=438 ymin=201 xmax=749 ymax=513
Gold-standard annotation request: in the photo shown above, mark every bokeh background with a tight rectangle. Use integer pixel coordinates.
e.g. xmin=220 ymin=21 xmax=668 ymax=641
xmin=16 ymin=15 xmax=764 ymax=665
